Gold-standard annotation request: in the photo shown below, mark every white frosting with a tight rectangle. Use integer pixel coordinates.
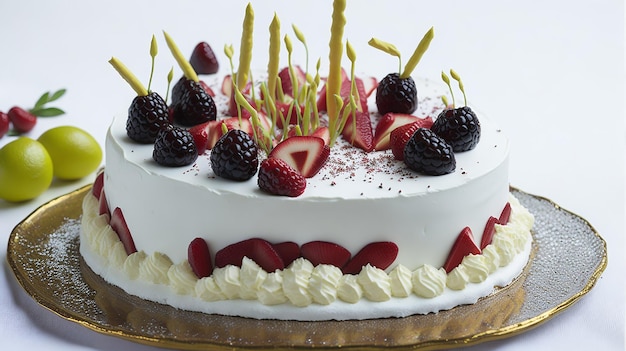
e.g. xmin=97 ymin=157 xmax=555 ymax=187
xmin=80 ymin=192 xmax=534 ymax=320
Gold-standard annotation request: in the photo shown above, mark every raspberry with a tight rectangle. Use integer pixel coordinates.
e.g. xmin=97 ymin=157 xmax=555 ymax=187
xmin=171 ymin=78 xmax=217 ymax=126
xmin=431 ymin=106 xmax=481 ymax=152
xmin=127 ymin=92 xmax=169 ymax=143
xmin=258 ymin=158 xmax=306 ymax=197
xmin=375 ymin=73 xmax=418 ymax=115
xmin=153 ymin=125 xmax=198 ymax=166
xmin=404 ymin=128 xmax=455 ymax=175
xmin=210 ymin=129 xmax=259 ymax=181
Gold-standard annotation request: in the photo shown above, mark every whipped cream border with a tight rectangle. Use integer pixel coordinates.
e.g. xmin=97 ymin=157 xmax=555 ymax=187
xmin=80 ymin=192 xmax=533 ymax=321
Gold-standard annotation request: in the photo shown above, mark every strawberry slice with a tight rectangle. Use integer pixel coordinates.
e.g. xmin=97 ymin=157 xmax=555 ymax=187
xmin=480 ymin=216 xmax=499 ymax=250
xmin=390 ymin=121 xmax=420 ymax=161
xmin=342 ymin=110 xmax=374 ymax=152
xmin=188 ymin=237 xmax=213 ymax=278
xmin=92 ymin=171 xmax=105 ymax=199
xmin=189 ymin=42 xmax=219 ymax=75
xmin=98 ymin=189 xmax=110 ymax=220
xmin=498 ymin=202 xmax=512 ymax=225
xmin=317 ymin=68 xmax=348 ymax=112
xmin=342 ymin=242 xmax=398 ymax=274
xmin=301 ymin=241 xmax=351 ymax=267
xmin=278 ymin=66 xmax=306 ymax=98
xmin=275 ymin=100 xmax=303 ymax=128
xmin=221 ymin=75 xmax=233 ymax=96
xmin=374 ymin=113 xmax=433 ymax=151
xmin=199 ymin=80 xmax=216 ymax=97
xmin=273 ymin=241 xmax=301 ymax=267
xmin=443 ymin=227 xmax=481 ymax=273
xmin=257 ymin=158 xmax=307 ymax=197
xmin=311 ymin=126 xmax=330 ymax=146
xmin=362 ymin=76 xmax=378 ymax=98
xmin=188 ymin=122 xmax=210 ymax=154
xmin=110 ymin=207 xmax=137 ymax=255
xmin=269 ymin=136 xmax=330 ymax=178
xmin=214 ymin=238 xmax=284 ymax=272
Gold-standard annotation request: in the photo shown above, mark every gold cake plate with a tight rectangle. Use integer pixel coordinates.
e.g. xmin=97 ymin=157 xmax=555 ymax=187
xmin=7 ymin=185 xmax=607 ymax=350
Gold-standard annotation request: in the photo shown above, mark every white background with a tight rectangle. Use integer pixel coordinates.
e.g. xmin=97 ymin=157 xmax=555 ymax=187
xmin=0 ymin=0 xmax=623 ymax=349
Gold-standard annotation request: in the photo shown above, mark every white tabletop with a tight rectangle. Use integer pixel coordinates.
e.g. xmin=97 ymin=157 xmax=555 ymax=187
xmin=1 ymin=0 xmax=623 ymax=349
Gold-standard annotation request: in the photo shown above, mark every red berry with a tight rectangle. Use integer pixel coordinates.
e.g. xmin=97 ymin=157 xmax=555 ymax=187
xmin=8 ymin=106 xmax=36 ymax=133
xmin=257 ymin=158 xmax=306 ymax=197
xmin=0 ymin=112 xmax=9 ymax=138
xmin=214 ymin=238 xmax=284 ymax=272
xmin=342 ymin=242 xmax=398 ymax=274
xmin=110 ymin=207 xmax=137 ymax=255
xmin=189 ymin=42 xmax=219 ymax=75
xmin=272 ymin=241 xmax=301 ymax=267
xmin=301 ymin=241 xmax=351 ymax=267
xmin=442 ymin=227 xmax=481 ymax=273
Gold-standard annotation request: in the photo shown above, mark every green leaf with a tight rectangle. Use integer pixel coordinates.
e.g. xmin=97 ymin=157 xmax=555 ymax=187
xmin=48 ymin=88 xmax=66 ymax=102
xmin=33 ymin=92 xmax=50 ymax=110
xmin=32 ymin=107 xmax=65 ymax=117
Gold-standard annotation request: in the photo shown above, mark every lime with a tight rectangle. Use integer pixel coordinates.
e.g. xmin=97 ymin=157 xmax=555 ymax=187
xmin=37 ymin=126 xmax=102 ymax=180
xmin=0 ymin=137 xmax=54 ymax=202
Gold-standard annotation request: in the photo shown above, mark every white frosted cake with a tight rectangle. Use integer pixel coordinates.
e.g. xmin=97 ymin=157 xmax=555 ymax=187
xmin=79 ymin=1 xmax=533 ymax=321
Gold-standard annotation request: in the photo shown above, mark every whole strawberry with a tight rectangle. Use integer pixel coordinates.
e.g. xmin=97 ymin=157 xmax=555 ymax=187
xmin=258 ymin=158 xmax=306 ymax=197
xmin=153 ymin=125 xmax=198 ymax=167
xmin=404 ymin=128 xmax=455 ymax=175
xmin=210 ymin=129 xmax=259 ymax=181
xmin=127 ymin=91 xmax=170 ymax=143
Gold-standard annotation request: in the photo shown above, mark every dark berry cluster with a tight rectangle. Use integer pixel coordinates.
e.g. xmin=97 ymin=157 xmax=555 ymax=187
xmin=431 ymin=106 xmax=481 ymax=152
xmin=153 ymin=125 xmax=198 ymax=167
xmin=210 ymin=129 xmax=259 ymax=181
xmin=127 ymin=92 xmax=169 ymax=143
xmin=375 ymin=73 xmax=418 ymax=115
xmin=404 ymin=128 xmax=456 ymax=175
xmin=171 ymin=77 xmax=217 ymax=126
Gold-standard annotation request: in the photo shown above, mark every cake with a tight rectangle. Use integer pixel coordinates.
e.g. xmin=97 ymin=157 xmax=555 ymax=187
xmin=79 ymin=1 xmax=534 ymax=321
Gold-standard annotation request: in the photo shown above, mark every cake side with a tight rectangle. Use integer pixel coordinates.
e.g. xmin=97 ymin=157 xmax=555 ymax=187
xmin=80 ymin=190 xmax=533 ymax=320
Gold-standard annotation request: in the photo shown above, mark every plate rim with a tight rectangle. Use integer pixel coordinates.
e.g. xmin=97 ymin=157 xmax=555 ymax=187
xmin=6 ymin=185 xmax=608 ymax=350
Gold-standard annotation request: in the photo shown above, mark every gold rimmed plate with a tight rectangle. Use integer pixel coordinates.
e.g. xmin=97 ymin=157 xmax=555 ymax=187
xmin=7 ymin=186 xmax=607 ymax=350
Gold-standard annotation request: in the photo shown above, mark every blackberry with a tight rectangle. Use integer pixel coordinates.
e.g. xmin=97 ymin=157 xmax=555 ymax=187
xmin=375 ymin=73 xmax=418 ymax=115
xmin=431 ymin=106 xmax=481 ymax=152
xmin=126 ymin=92 xmax=169 ymax=143
xmin=153 ymin=125 xmax=198 ymax=167
xmin=171 ymin=78 xmax=217 ymax=126
xmin=404 ymin=128 xmax=455 ymax=175
xmin=210 ymin=129 xmax=259 ymax=181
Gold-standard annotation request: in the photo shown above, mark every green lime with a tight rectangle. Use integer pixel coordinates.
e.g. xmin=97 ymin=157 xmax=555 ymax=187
xmin=0 ymin=137 xmax=54 ymax=202
xmin=37 ymin=126 xmax=102 ymax=180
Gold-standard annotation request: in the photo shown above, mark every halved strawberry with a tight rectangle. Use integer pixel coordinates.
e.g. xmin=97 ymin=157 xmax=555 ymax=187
xmin=443 ymin=227 xmax=481 ymax=273
xmin=301 ymin=241 xmax=351 ymax=267
xmin=257 ymin=158 xmax=307 ymax=197
xmin=342 ymin=110 xmax=374 ymax=152
xmin=110 ymin=207 xmax=137 ymax=255
xmin=342 ymin=242 xmax=398 ymax=274
xmin=189 ymin=42 xmax=219 ymax=75
xmin=480 ymin=216 xmax=499 ymax=250
xmin=188 ymin=122 xmax=210 ymax=154
xmin=273 ymin=241 xmax=301 ymax=267
xmin=275 ymin=100 xmax=303 ymax=128
xmin=206 ymin=117 xmax=253 ymax=149
xmin=221 ymin=75 xmax=233 ymax=96
xmin=92 ymin=171 xmax=105 ymax=199
xmin=390 ymin=121 xmax=420 ymax=161
xmin=214 ymin=238 xmax=284 ymax=272
xmin=498 ymin=202 xmax=512 ymax=225
xmin=268 ymin=136 xmax=330 ymax=178
xmin=188 ymin=237 xmax=213 ymax=278
xmin=373 ymin=113 xmax=433 ymax=151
